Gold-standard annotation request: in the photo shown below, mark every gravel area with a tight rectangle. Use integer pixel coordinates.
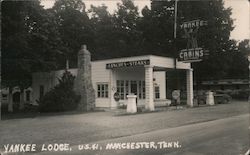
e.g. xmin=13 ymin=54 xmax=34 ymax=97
xmin=0 ymin=100 xmax=248 ymax=148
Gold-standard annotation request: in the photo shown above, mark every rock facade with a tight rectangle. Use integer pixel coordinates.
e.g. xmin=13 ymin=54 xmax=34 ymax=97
xmin=75 ymin=45 xmax=95 ymax=111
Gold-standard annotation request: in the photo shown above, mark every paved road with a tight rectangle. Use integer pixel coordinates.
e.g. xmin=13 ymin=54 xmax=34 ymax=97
xmin=0 ymin=101 xmax=249 ymax=155
xmin=38 ymin=114 xmax=250 ymax=155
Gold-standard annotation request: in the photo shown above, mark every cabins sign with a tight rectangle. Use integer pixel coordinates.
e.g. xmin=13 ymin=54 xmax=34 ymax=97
xmin=178 ymin=19 xmax=208 ymax=62
xmin=178 ymin=48 xmax=209 ymax=62
xmin=106 ymin=60 xmax=150 ymax=69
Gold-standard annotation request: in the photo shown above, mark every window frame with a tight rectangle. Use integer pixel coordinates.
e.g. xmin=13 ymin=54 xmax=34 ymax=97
xmin=97 ymin=83 xmax=109 ymax=98
xmin=154 ymin=85 xmax=160 ymax=99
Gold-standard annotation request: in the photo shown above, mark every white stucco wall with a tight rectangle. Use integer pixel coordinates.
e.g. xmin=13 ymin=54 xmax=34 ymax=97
xmin=32 ymin=55 xmax=190 ymax=108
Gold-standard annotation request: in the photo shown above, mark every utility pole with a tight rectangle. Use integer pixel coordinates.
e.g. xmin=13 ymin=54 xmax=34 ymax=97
xmin=173 ymin=0 xmax=180 ymax=107
xmin=248 ymin=56 xmax=250 ymax=102
xmin=174 ymin=0 xmax=178 ymax=39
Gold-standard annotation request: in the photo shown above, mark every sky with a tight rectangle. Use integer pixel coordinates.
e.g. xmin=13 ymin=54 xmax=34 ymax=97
xmin=41 ymin=0 xmax=249 ymax=41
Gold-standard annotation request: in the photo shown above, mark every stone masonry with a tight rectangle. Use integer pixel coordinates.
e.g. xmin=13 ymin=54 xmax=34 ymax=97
xmin=75 ymin=45 xmax=95 ymax=111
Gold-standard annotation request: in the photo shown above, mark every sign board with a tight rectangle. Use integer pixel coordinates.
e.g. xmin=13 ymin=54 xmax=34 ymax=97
xmin=178 ymin=48 xmax=209 ymax=62
xmin=172 ymin=90 xmax=180 ymax=100
xmin=114 ymin=92 xmax=120 ymax=102
xmin=178 ymin=19 xmax=209 ymax=63
xmin=180 ymin=20 xmax=208 ymax=29
xmin=106 ymin=60 xmax=150 ymax=69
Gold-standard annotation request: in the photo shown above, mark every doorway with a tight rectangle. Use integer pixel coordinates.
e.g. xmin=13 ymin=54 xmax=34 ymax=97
xmin=130 ymin=81 xmax=137 ymax=95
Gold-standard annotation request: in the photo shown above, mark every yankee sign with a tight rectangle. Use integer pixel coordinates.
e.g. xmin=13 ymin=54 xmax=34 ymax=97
xmin=178 ymin=19 xmax=208 ymax=62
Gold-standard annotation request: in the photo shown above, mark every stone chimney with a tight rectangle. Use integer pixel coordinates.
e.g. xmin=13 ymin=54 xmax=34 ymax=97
xmin=75 ymin=45 xmax=95 ymax=111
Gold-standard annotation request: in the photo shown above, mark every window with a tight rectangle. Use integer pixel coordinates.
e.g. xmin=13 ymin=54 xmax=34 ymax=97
xmin=97 ymin=83 xmax=109 ymax=98
xmin=117 ymin=80 xmax=145 ymax=100
xmin=39 ymin=85 xmax=44 ymax=99
xmin=125 ymin=80 xmax=129 ymax=99
xmin=138 ymin=81 xmax=145 ymax=99
xmin=154 ymin=86 xmax=160 ymax=99
xmin=117 ymin=80 xmax=125 ymax=99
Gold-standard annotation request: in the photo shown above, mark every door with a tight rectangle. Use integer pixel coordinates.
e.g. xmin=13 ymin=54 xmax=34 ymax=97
xmin=130 ymin=81 xmax=138 ymax=104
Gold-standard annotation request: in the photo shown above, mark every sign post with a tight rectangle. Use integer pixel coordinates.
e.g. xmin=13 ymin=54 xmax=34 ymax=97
xmin=172 ymin=90 xmax=180 ymax=108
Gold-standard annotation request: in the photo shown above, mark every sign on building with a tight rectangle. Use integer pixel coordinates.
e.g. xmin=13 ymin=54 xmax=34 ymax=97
xmin=106 ymin=60 xmax=150 ymax=69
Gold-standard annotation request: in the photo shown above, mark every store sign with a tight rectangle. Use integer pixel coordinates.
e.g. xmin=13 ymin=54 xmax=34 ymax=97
xmin=180 ymin=20 xmax=208 ymax=29
xmin=178 ymin=48 xmax=209 ymax=62
xmin=178 ymin=19 xmax=209 ymax=63
xmin=106 ymin=60 xmax=150 ymax=69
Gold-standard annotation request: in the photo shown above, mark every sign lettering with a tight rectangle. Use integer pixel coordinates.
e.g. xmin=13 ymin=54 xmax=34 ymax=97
xmin=178 ymin=48 xmax=209 ymax=62
xmin=180 ymin=20 xmax=208 ymax=29
xmin=178 ymin=19 xmax=209 ymax=63
xmin=106 ymin=60 xmax=150 ymax=69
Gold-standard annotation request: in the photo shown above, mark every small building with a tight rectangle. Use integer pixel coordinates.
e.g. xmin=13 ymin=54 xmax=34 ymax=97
xmin=1 ymin=86 xmax=34 ymax=112
xmin=32 ymin=55 xmax=194 ymax=110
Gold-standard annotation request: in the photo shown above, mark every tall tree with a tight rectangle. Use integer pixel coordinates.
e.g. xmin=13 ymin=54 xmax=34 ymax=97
xmin=142 ymin=0 xmax=237 ymax=81
xmin=177 ymin=0 xmax=236 ymax=81
xmin=112 ymin=0 xmax=141 ymax=57
xmin=88 ymin=4 xmax=116 ymax=59
xmin=51 ymin=0 xmax=94 ymax=68
xmin=138 ymin=0 xmax=177 ymax=56
xmin=2 ymin=0 xmax=61 ymax=111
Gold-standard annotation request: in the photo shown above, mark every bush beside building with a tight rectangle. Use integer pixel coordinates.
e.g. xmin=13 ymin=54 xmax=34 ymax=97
xmin=38 ymin=70 xmax=80 ymax=112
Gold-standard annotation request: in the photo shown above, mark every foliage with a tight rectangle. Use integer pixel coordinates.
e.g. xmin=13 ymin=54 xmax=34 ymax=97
xmin=2 ymin=0 xmax=249 ymax=89
xmin=1 ymin=0 xmax=62 ymax=89
xmin=38 ymin=71 xmax=80 ymax=112
xmin=51 ymin=0 xmax=94 ymax=68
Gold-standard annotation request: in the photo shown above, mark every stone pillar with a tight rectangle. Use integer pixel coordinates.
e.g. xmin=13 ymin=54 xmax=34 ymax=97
xmin=186 ymin=69 xmax=194 ymax=107
xmin=75 ymin=45 xmax=95 ymax=111
xmin=110 ymin=70 xmax=117 ymax=109
xmin=145 ymin=65 xmax=154 ymax=111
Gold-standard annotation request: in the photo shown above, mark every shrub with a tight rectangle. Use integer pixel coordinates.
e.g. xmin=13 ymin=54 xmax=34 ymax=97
xmin=38 ymin=70 xmax=81 ymax=112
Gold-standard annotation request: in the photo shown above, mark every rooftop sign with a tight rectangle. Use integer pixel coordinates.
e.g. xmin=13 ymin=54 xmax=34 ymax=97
xmin=106 ymin=60 xmax=150 ymax=69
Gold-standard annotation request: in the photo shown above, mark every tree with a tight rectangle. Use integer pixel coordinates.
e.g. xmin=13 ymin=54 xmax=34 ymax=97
xmin=138 ymin=0 xmax=177 ymax=56
xmin=51 ymin=0 xmax=94 ymax=68
xmin=112 ymin=0 xmax=141 ymax=57
xmin=176 ymin=0 xmax=236 ymax=81
xmin=88 ymin=4 xmax=116 ymax=59
xmin=88 ymin=0 xmax=142 ymax=58
xmin=2 ymin=0 xmax=61 ymax=111
xmin=227 ymin=39 xmax=250 ymax=79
